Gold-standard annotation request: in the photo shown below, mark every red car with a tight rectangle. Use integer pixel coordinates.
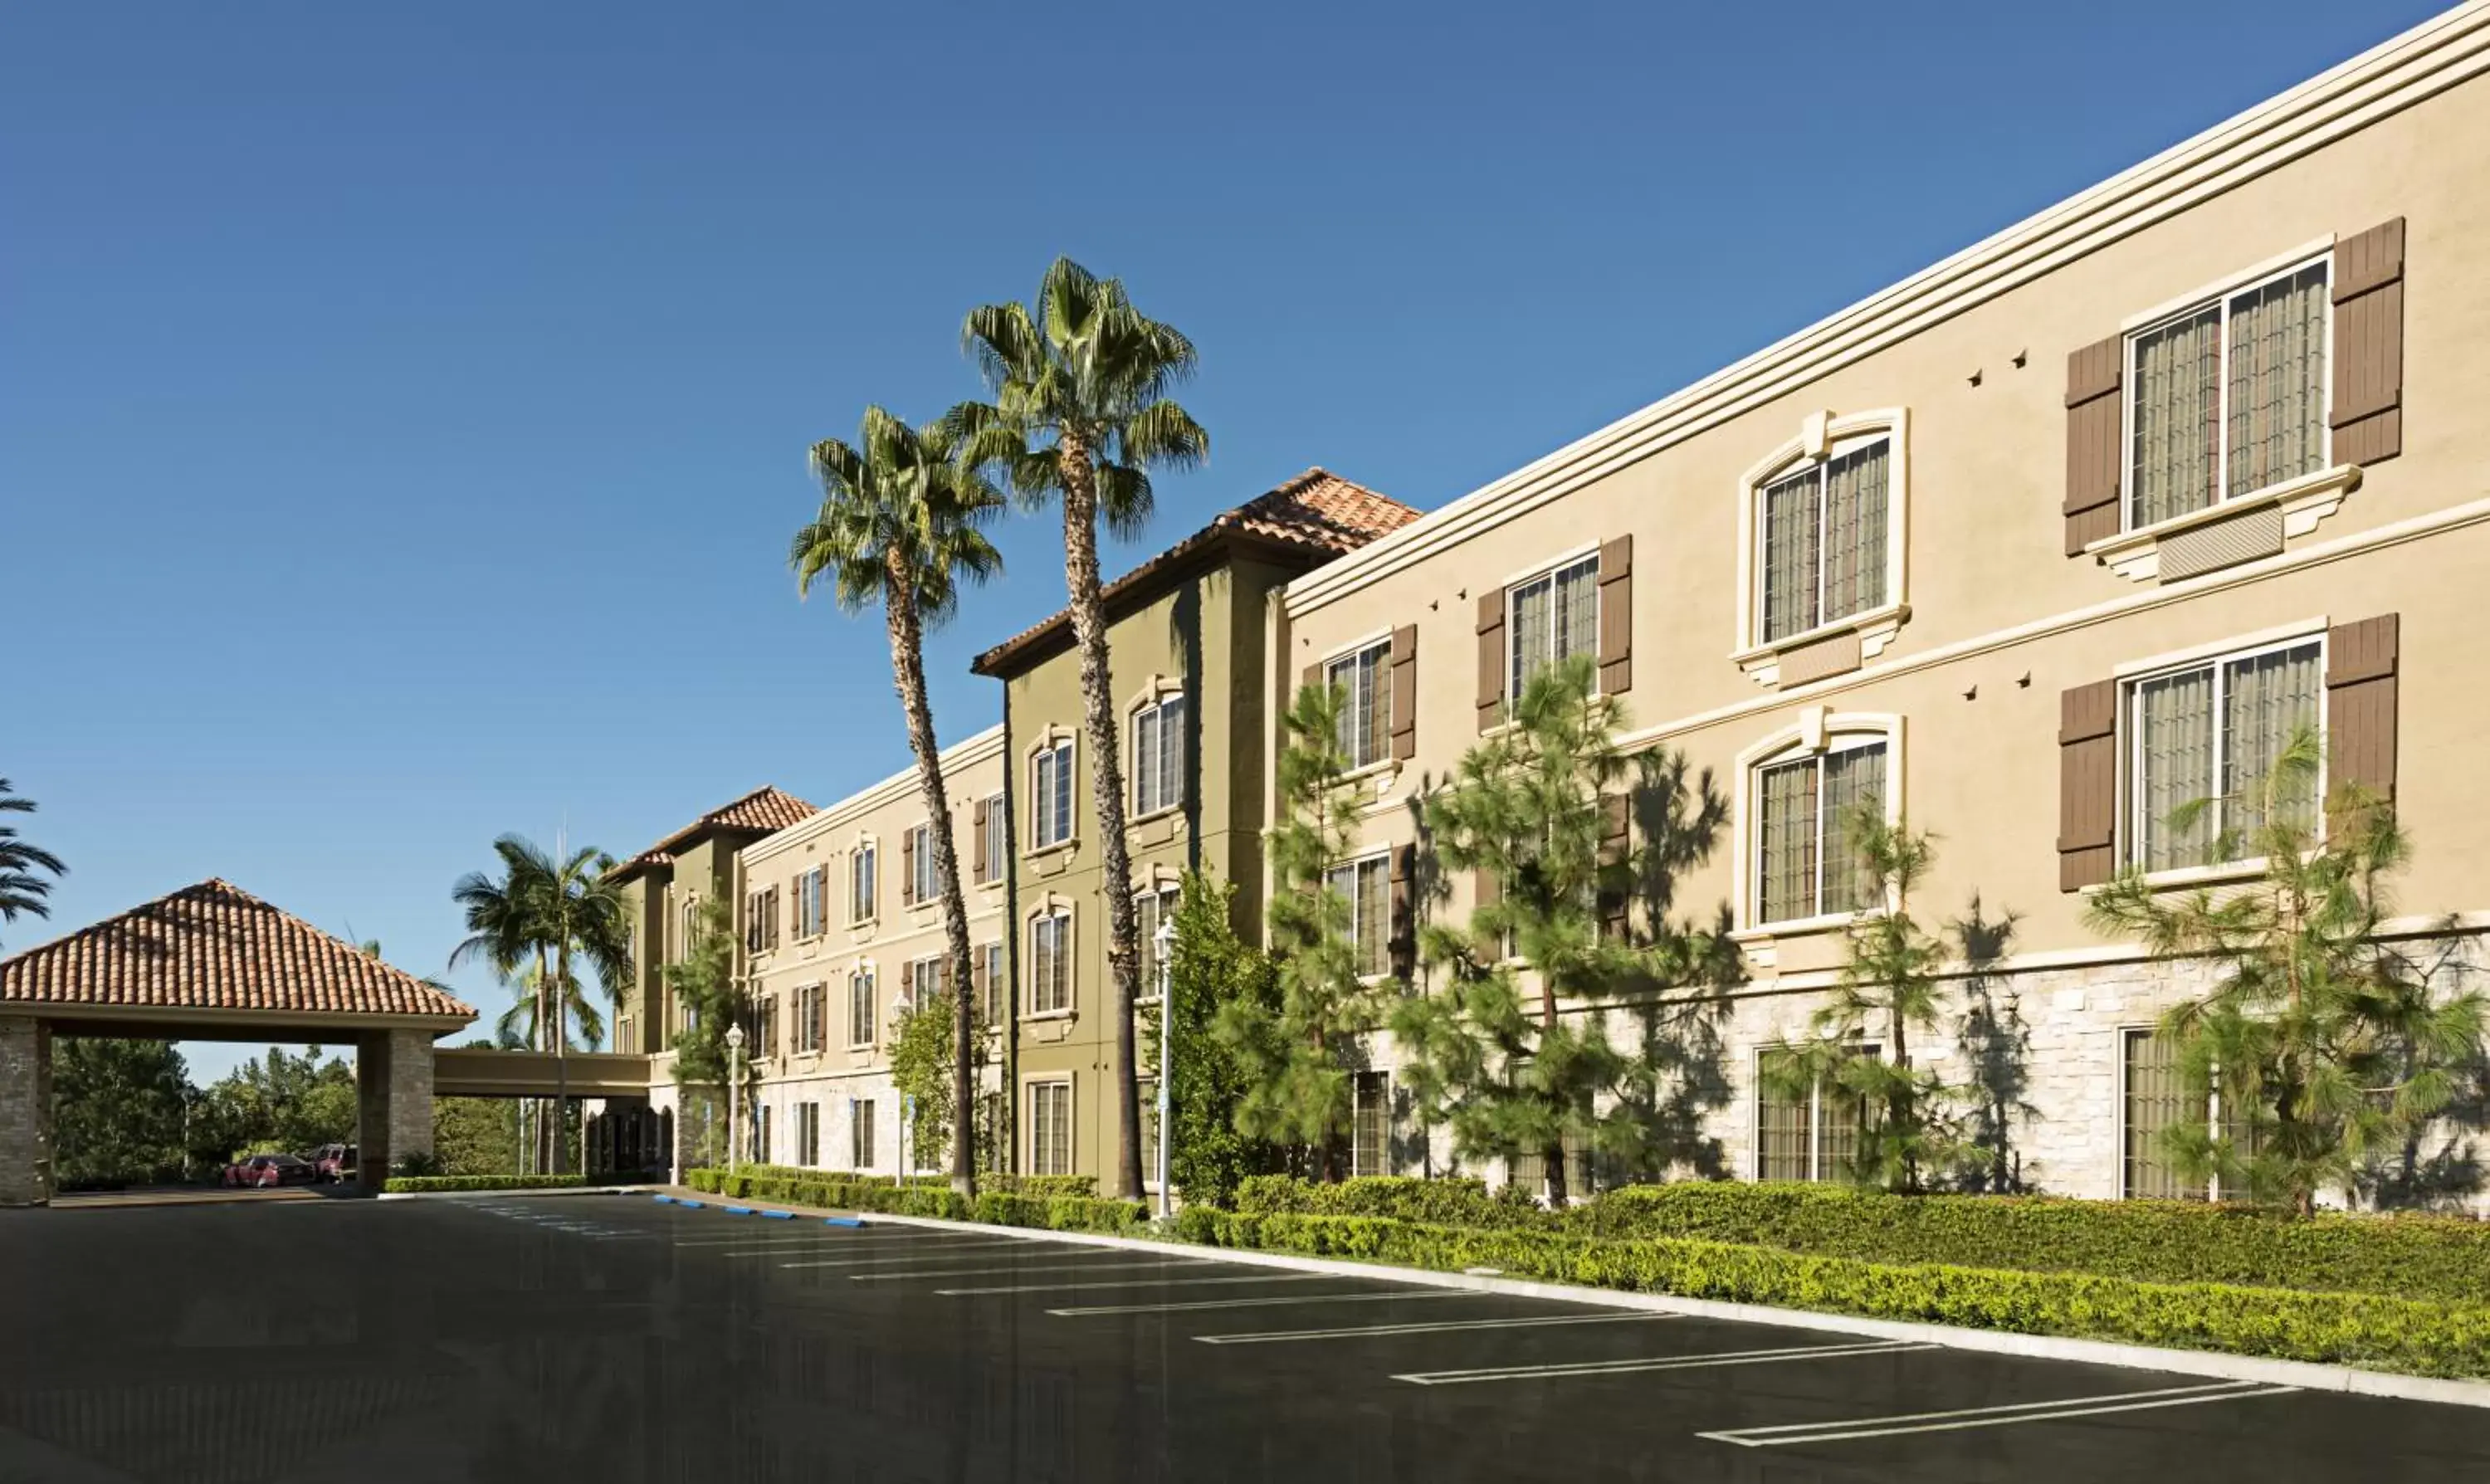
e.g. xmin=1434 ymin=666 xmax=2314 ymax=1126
xmin=227 ymin=1154 xmax=319 ymax=1188
xmin=310 ymin=1144 xmax=358 ymax=1184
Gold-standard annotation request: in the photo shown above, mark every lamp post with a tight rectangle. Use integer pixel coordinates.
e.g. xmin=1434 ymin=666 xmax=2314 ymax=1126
xmin=725 ymin=1021 xmax=746 ymax=1174
xmin=1155 ymin=917 xmax=1176 ymax=1218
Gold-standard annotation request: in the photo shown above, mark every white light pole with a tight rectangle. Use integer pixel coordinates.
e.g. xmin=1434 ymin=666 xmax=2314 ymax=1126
xmin=725 ymin=1022 xmax=746 ymax=1174
xmin=1155 ymin=916 xmax=1176 ymax=1218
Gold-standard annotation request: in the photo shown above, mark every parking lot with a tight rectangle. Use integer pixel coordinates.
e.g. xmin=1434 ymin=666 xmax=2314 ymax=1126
xmin=3 ymin=1193 xmax=2486 ymax=1481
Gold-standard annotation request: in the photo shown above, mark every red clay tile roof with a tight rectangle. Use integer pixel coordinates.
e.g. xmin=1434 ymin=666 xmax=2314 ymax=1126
xmin=607 ymin=785 xmax=817 ymax=884
xmin=974 ymin=468 xmax=1420 ymax=676
xmin=0 ymin=879 xmax=476 ymax=1021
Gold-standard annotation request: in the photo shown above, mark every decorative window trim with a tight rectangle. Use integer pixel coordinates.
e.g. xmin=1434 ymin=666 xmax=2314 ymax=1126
xmin=1321 ymin=632 xmax=1398 ymax=774
xmin=1126 ymin=686 xmax=1188 ymax=823
xmin=1732 ymin=408 xmax=1911 ymax=684
xmin=2114 ymin=627 xmax=2328 ymax=882
xmin=1493 ymin=544 xmax=1604 ymax=727
xmin=1727 ymin=709 xmax=1905 ymax=956
xmin=846 ymin=962 xmax=878 ymax=1050
xmin=2084 ymin=464 xmax=2360 ymax=582
xmin=1024 ymin=1076 xmax=1075 ymax=1178
xmin=1024 ymin=899 xmax=1077 ymax=1018
xmin=847 ymin=836 xmax=880 ymax=928
xmin=1027 ymin=732 xmax=1078 ymax=855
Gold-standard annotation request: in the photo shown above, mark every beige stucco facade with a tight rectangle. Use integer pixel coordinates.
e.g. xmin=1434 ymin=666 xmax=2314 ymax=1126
xmin=735 ymin=729 xmax=1008 ymax=1176
xmin=1272 ymin=14 xmax=2490 ymax=1202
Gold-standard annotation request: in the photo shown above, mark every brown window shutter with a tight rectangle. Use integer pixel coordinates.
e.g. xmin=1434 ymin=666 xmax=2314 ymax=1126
xmin=2331 ymin=218 xmax=2405 ymax=466
xmin=972 ymin=798 xmax=989 ymax=885
xmin=901 ymin=830 xmax=916 ymax=907
xmin=941 ymin=956 xmax=954 ymax=995
xmin=2326 ymin=613 xmax=2399 ymax=810
xmin=1301 ymin=662 xmax=1322 ymax=706
xmin=1475 ymin=589 xmax=1506 ymax=732
xmin=1388 ymin=844 xmax=1417 ymax=979
xmin=2058 ymin=680 xmax=2120 ymax=891
xmin=970 ymin=945 xmax=989 ymax=1005
xmin=2064 ymin=336 xmax=2125 ymax=557
xmin=1389 ymin=624 xmax=1418 ymax=762
xmin=1600 ymin=793 xmax=1633 ymax=940
xmin=1473 ymin=867 xmax=1500 ymax=913
xmin=1596 ymin=535 xmax=1633 ymax=695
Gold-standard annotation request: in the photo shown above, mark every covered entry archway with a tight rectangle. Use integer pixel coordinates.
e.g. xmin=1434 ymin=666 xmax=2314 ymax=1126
xmin=0 ymin=878 xmax=476 ymax=1203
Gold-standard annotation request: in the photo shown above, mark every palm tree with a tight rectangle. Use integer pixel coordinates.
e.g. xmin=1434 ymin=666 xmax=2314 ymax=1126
xmin=0 ymin=779 xmax=68 ymax=949
xmin=450 ymin=836 xmax=632 ymax=1173
xmin=949 ymin=257 xmax=1208 ymax=1200
xmin=494 ymin=963 xmax=607 ymax=1052
xmin=793 ymin=407 xmax=1004 ymax=1197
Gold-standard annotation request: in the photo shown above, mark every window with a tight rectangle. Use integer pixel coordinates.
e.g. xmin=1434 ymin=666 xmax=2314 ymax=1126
xmin=1140 ymin=1081 xmax=1161 ymax=1190
xmin=1322 ymin=855 xmax=1391 ymax=979
xmin=793 ymin=983 xmax=825 ymax=1054
xmin=852 ymin=1098 xmax=877 ymax=1171
xmin=980 ymin=941 xmax=1006 ymax=1023
xmin=982 ymin=792 xmax=1008 ymax=882
xmin=1352 ymin=1072 xmax=1391 ymax=1177
xmin=744 ymin=887 xmax=779 ymax=954
xmin=615 ymin=1015 xmax=636 ymax=1056
xmin=1759 ymin=437 xmax=1891 ymax=644
xmin=906 ymin=823 xmax=938 ymax=906
xmin=677 ymin=896 xmax=697 ymax=964
xmin=1133 ymin=695 xmax=1186 ymax=817
xmin=1029 ymin=1081 xmax=1072 ymax=1176
xmin=2126 ymin=637 xmax=2322 ymax=872
xmin=906 ymin=954 xmax=943 ymax=1011
xmin=1509 ymin=1130 xmax=1595 ymax=1200
xmin=796 ymin=1101 xmax=821 ymax=1166
xmin=751 ymin=995 xmax=779 ymax=1061
xmin=1135 ymin=886 xmax=1181 ymax=1002
xmin=1327 ymin=641 xmax=1393 ymax=769
xmin=1753 ymin=740 xmax=1887 ymax=925
xmin=1755 ymin=1047 xmax=1878 ymax=1182
xmin=2122 ymin=1029 xmax=2257 ymax=1199
xmin=754 ymin=1104 xmax=772 ymax=1165
xmin=798 ymin=866 xmax=826 ymax=939
xmin=2128 ymin=257 xmax=2329 ymax=530
xmin=849 ymin=843 xmax=877 ymax=925
xmin=1032 ymin=739 xmax=1074 ymax=849
xmin=1508 ymin=554 xmax=1599 ymax=701
xmin=847 ymin=967 xmax=877 ymax=1048
xmin=1029 ymin=909 xmax=1072 ymax=1014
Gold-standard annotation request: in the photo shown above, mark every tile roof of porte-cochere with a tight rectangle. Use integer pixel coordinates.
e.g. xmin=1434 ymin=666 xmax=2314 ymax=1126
xmin=972 ymin=468 xmax=1421 ymax=676
xmin=0 ymin=879 xmax=477 ymax=1020
xmin=604 ymin=784 xmax=818 ymax=883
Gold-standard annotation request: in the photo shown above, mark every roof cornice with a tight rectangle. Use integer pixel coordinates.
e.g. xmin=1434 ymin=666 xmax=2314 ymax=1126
xmin=745 ymin=724 xmax=1008 ymax=859
xmin=1280 ymin=1 xmax=2490 ymax=617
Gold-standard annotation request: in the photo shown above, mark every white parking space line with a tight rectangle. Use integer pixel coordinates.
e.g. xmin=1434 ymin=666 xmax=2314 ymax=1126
xmin=1197 ymin=1313 xmax=1679 ymax=1345
xmin=716 ymin=1238 xmax=1033 ymax=1260
xmin=1394 ymin=1340 xmax=1936 ymax=1386
xmin=1049 ymin=1290 xmax=1482 ymax=1317
xmin=673 ymin=1233 xmax=985 ymax=1248
xmin=851 ymin=1258 xmax=1210 ymax=1283
xmin=1697 ymin=1379 xmax=2301 ymax=1447
xmin=775 ymin=1241 xmax=1083 ymax=1270
xmin=936 ymin=1274 xmax=1332 ymax=1296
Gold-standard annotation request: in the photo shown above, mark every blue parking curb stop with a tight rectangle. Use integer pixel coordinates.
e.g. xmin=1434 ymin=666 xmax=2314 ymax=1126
xmin=762 ymin=1210 xmax=796 ymax=1220
xmin=678 ymin=1199 xmax=706 ymax=1209
xmin=725 ymin=1205 xmax=754 ymax=1215
xmin=652 ymin=1194 xmax=676 ymax=1203
xmin=824 ymin=1216 xmax=866 ymax=1228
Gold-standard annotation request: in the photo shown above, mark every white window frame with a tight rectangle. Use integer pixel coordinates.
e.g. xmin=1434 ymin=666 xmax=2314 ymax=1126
xmin=1027 ymin=906 xmax=1074 ymax=1017
xmin=1729 ymin=409 xmax=1911 ymax=681
xmin=1322 ymin=852 xmax=1393 ymax=982
xmin=848 ymin=841 xmax=877 ymax=925
xmin=798 ymin=866 xmax=826 ymax=940
xmin=847 ymin=965 xmax=877 ymax=1049
xmin=1131 ymin=692 xmax=1186 ymax=819
xmin=1752 ymin=432 xmax=1896 ymax=647
xmin=982 ymin=791 xmax=1008 ymax=885
xmin=1028 ymin=1079 xmax=1074 ymax=1177
xmin=905 ymin=954 xmax=943 ymax=1012
xmin=1731 ymin=711 xmax=1902 ymax=936
xmin=979 ymin=940 xmax=1006 ymax=1024
xmin=1325 ymin=637 xmax=1394 ymax=771
xmin=2119 ymin=250 xmax=2333 ymax=535
xmin=1351 ymin=1070 xmax=1392 ymax=1178
xmin=2118 ymin=629 xmax=2327 ymax=878
xmin=1750 ymin=1043 xmax=1879 ymax=1183
xmin=1135 ymin=884 xmax=1181 ymax=1003
xmin=2117 ymin=1025 xmax=2252 ymax=1202
xmin=906 ymin=823 xmax=938 ymax=906
xmin=1031 ymin=737 xmax=1075 ymax=851
xmin=851 ymin=1096 xmax=877 ymax=1171
xmin=1506 ymin=550 xmax=1602 ymax=705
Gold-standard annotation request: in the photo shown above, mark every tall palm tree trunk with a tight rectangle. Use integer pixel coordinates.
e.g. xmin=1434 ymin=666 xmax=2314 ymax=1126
xmin=535 ymin=946 xmax=553 ymax=1174
xmin=553 ymin=943 xmax=573 ymax=1175
xmin=1057 ymin=432 xmax=1145 ymax=1201
xmin=882 ymin=553 xmax=980 ymax=1196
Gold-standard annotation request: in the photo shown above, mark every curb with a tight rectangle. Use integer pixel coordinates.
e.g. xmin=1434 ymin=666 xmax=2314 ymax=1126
xmin=376 ymin=1185 xmax=648 ymax=1202
xmin=682 ymin=1200 xmax=2490 ymax=1412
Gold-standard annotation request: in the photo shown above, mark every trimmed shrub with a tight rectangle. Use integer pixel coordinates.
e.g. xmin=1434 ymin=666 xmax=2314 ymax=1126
xmin=1230 ymin=1177 xmax=2490 ymax=1304
xmin=1187 ymin=1210 xmax=2490 ymax=1379
xmin=383 ymin=1174 xmax=588 ymax=1194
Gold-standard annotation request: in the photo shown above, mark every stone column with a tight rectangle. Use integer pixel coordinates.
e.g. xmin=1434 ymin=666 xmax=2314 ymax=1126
xmin=0 ymin=1018 xmax=54 ymax=1207
xmin=357 ymin=1028 xmax=437 ymax=1193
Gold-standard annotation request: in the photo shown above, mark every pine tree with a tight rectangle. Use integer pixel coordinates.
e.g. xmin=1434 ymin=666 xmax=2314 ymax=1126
xmin=1164 ymin=874 xmax=1287 ymax=1206
xmin=2087 ymin=727 xmax=2488 ymax=1214
xmin=1214 ymin=679 xmax=1388 ymax=1176
xmin=664 ymin=899 xmax=753 ymax=1167
xmin=1389 ymin=655 xmax=1703 ymax=1205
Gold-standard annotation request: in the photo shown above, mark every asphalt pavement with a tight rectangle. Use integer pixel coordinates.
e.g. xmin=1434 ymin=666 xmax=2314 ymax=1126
xmin=2 ymin=1192 xmax=2485 ymax=1482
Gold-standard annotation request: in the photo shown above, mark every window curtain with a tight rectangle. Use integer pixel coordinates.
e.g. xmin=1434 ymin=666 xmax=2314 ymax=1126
xmin=2221 ymin=642 xmax=2322 ymax=845
xmin=1555 ymin=558 xmax=1599 ymax=665
xmin=1822 ymin=442 xmax=1889 ymax=622
xmin=1133 ymin=708 xmax=1161 ymax=813
xmin=2227 ymin=264 xmax=2329 ymax=500
xmin=1159 ymin=698 xmax=1184 ymax=810
xmin=1510 ymin=578 xmax=1550 ymax=701
xmin=1755 ymin=757 xmax=1819 ymax=924
xmin=1358 ymin=648 xmax=1389 ymax=764
xmin=2137 ymin=668 xmax=2215 ymax=871
xmin=1357 ymin=858 xmax=1389 ymax=978
xmin=1761 ymin=470 xmax=1821 ymax=642
xmin=2131 ymin=305 xmax=2223 ymax=527
xmin=1755 ymin=1081 xmax=1809 ymax=1180
xmin=1818 ymin=744 xmax=1887 ymax=916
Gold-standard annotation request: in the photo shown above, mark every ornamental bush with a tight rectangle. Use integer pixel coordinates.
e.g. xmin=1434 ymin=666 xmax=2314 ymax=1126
xmin=1231 ymin=1176 xmax=2490 ymax=1303
xmin=1186 ymin=1210 xmax=2490 ymax=1378
xmin=383 ymin=1174 xmax=589 ymax=1193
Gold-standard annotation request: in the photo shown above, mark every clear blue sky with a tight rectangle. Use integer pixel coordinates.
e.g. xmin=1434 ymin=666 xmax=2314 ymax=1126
xmin=4 ymin=1 xmax=2444 ymax=1081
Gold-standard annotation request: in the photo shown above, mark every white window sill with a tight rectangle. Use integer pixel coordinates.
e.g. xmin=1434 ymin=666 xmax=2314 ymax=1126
xmin=1126 ymin=805 xmax=1183 ymax=830
xmin=1026 ymin=839 xmax=1077 ymax=860
xmin=2084 ymin=464 xmax=2360 ymax=581
xmin=1020 ymin=1008 xmax=1077 ymax=1023
xmin=1732 ymin=603 xmax=1911 ymax=686
xmin=2084 ymin=856 xmax=2291 ymax=894
xmin=1729 ymin=909 xmax=1880 ymax=970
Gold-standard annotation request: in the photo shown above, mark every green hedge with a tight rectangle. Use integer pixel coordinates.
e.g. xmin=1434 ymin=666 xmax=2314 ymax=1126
xmin=1232 ymin=1177 xmax=2490 ymax=1304
xmin=681 ymin=1166 xmax=1142 ymax=1233
xmin=383 ymin=1174 xmax=591 ymax=1194
xmin=1183 ymin=1209 xmax=2490 ymax=1378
